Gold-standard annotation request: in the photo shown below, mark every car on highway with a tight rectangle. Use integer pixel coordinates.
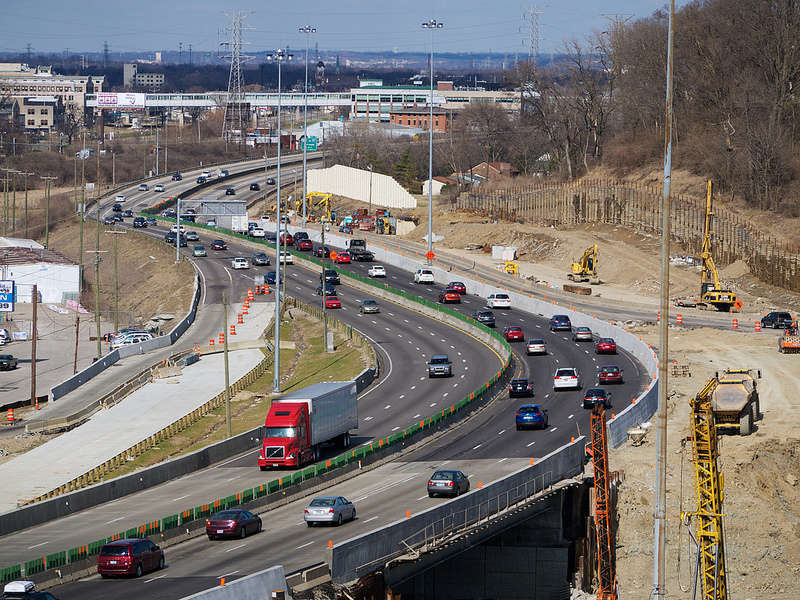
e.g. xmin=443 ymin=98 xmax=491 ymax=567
xmin=252 ymin=252 xmax=270 ymax=266
xmin=321 ymin=269 xmax=340 ymax=285
xmin=171 ymin=172 xmax=183 ymax=181
xmin=206 ymin=219 xmax=217 ymax=227
xmin=201 ymin=170 xmax=212 ymax=179
xmin=303 ymin=496 xmax=355 ymax=527
xmin=572 ymin=326 xmax=593 ymax=342
xmin=368 ymin=265 xmax=386 ymax=278
xmin=598 ymin=365 xmax=624 ymax=384
xmin=266 ymin=176 xmax=276 ymax=185
xmin=0 ymin=329 xmax=10 ymax=346
xmin=184 ymin=231 xmax=199 ymax=242
xmin=314 ymin=246 xmax=332 ymax=258
xmin=515 ymin=404 xmax=548 ymax=430
xmin=122 ymin=209 xmax=133 ymax=218
xmin=760 ymin=311 xmax=793 ymax=329
xmin=526 ymin=339 xmax=547 ymax=355
xmin=316 ymin=283 xmax=337 ymax=296
xmin=170 ymin=224 xmax=186 ymax=234
xmin=486 ymin=293 xmax=511 ymax=309
xmin=1 ymin=580 xmax=59 ymax=599
xmin=218 ymin=169 xmax=229 ymax=177
xmin=427 ymin=354 xmax=452 ymax=378
xmin=427 ymin=470 xmax=469 ymax=498
xmin=293 ymin=231 xmax=310 ymax=241
xmin=335 ymin=251 xmax=351 ymax=264
xmin=196 ymin=176 xmax=207 ymax=184
xmin=132 ymin=216 xmax=146 ymax=228
xmin=154 ymin=183 xmax=165 ymax=193
xmin=161 ymin=208 xmax=177 ymax=218
xmin=279 ymin=251 xmax=293 ymax=264
xmin=112 ymin=203 xmax=122 ymax=212
xmin=231 ymin=257 xmax=250 ymax=270
xmin=115 ymin=194 xmax=126 ymax=203
xmin=164 ymin=232 xmax=187 ymax=247
xmin=0 ymin=355 xmax=18 ymax=370
xmin=595 ymin=338 xmax=617 ymax=354
xmin=205 ymin=509 xmax=262 ymax=540
xmin=583 ymin=387 xmax=612 ymax=409
xmin=249 ymin=182 xmax=260 ymax=191
xmin=359 ymin=299 xmax=380 ymax=314
xmin=138 ymin=183 xmax=149 ymax=191
xmin=297 ymin=238 xmax=313 ymax=251
xmin=96 ymin=539 xmax=164 ymax=578
xmin=339 ymin=225 xmax=353 ymax=234
xmin=265 ymin=271 xmax=276 ymax=284
xmin=447 ymin=281 xmax=467 ymax=295
xmin=553 ymin=367 xmax=581 ymax=390
xmin=112 ymin=214 xmax=124 ymax=222
xmin=102 ymin=216 xmax=115 ymax=225
xmin=211 ymin=239 xmax=227 ymax=251
xmin=414 ymin=268 xmax=435 ymax=284
xmin=472 ymin=310 xmax=496 ymax=327
xmin=225 ymin=187 xmax=236 ymax=195
xmin=438 ymin=288 xmax=461 ymax=304
xmin=192 ymin=245 xmax=207 ymax=257
xmin=250 ymin=227 xmax=265 ymax=238
xmin=278 ymin=233 xmax=294 ymax=246
xmin=325 ymin=296 xmax=342 ymax=309
xmin=503 ymin=326 xmax=524 ymax=342
xmin=111 ymin=333 xmax=153 ymax=350
xmin=549 ymin=314 xmax=572 ymax=331
xmin=508 ymin=378 xmax=533 ymax=397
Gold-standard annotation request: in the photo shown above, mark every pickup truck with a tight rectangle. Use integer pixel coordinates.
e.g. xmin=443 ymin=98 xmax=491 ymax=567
xmin=0 ymin=354 xmax=18 ymax=370
xmin=428 ymin=354 xmax=453 ymax=378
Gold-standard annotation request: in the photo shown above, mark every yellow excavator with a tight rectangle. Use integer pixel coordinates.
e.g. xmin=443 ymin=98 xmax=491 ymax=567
xmin=295 ymin=192 xmax=332 ymax=222
xmin=568 ymin=244 xmax=600 ymax=284
xmin=700 ymin=181 xmax=737 ymax=312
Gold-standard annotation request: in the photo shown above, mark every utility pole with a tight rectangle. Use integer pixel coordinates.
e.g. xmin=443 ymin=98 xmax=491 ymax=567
xmin=653 ymin=2 xmax=675 ymax=599
xmin=422 ymin=19 xmax=443 ymax=265
xmin=299 ymin=25 xmax=316 ymax=229
xmin=105 ymin=226 xmax=126 ymax=332
xmin=73 ymin=156 xmax=77 ymax=212
xmin=321 ymin=225 xmax=328 ymax=352
xmin=73 ymin=315 xmax=80 ymax=374
xmin=223 ymin=292 xmax=231 ymax=438
xmin=30 ymin=284 xmax=38 ymax=409
xmin=155 ymin=126 xmax=159 ymax=175
xmin=41 ymin=176 xmax=58 ymax=247
xmin=368 ymin=164 xmax=373 ymax=215
xmin=112 ymin=151 xmax=115 ymax=187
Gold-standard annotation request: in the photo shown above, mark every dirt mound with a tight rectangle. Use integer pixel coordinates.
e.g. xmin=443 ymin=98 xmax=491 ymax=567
xmin=720 ymin=259 xmax=751 ymax=279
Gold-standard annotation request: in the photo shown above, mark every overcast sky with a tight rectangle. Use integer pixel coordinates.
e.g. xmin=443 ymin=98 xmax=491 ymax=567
xmin=1 ymin=1 xmax=680 ymax=56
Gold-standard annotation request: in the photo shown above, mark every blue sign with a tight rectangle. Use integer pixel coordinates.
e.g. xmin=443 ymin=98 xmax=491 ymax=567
xmin=0 ymin=280 xmax=14 ymax=313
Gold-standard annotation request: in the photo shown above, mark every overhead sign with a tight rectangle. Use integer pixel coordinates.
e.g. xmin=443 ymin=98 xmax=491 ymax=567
xmin=0 ymin=280 xmax=14 ymax=313
xmin=95 ymin=93 xmax=146 ymax=110
xmin=301 ymin=136 xmax=318 ymax=151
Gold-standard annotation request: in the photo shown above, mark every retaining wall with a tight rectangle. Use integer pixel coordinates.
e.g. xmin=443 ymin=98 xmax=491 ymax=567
xmin=180 ymin=565 xmax=289 ymax=600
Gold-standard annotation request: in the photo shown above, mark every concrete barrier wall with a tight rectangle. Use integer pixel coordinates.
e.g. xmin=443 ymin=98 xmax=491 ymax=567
xmin=50 ymin=350 xmax=120 ymax=400
xmin=354 ymin=367 xmax=377 ymax=394
xmin=180 ymin=565 xmax=289 ymax=600
xmin=330 ymin=436 xmax=585 ymax=584
xmin=308 ymin=165 xmax=417 ymax=209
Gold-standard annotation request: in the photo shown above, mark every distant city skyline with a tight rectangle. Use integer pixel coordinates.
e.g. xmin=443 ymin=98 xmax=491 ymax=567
xmin=1 ymin=1 xmax=683 ymax=57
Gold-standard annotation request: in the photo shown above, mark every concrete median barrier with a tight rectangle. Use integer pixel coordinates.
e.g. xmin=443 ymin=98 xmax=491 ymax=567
xmin=179 ymin=565 xmax=289 ymax=600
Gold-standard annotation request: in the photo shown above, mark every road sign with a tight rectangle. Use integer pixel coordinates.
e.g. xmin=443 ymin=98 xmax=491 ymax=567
xmin=426 ymin=250 xmax=435 ymax=261
xmin=329 ymin=251 xmax=339 ymax=261
xmin=301 ymin=136 xmax=318 ymax=151
xmin=0 ymin=280 xmax=14 ymax=312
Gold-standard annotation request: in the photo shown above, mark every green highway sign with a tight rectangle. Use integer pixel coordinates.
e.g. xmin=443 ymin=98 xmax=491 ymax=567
xmin=301 ymin=136 xmax=318 ymax=151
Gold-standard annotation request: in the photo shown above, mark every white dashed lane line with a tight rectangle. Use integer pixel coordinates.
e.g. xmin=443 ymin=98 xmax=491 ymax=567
xmin=399 ymin=395 xmax=405 ymax=399
xmin=384 ymin=405 xmax=391 ymax=410
xmin=364 ymin=416 xmax=374 ymax=421
xmin=527 ymin=441 xmax=536 ymax=447
xmin=430 ymin=403 xmax=437 ymax=407
xmin=392 ymin=427 xmax=400 ymax=431
xmin=498 ymin=429 xmax=506 ymax=435
xmin=413 ymin=414 xmax=421 ymax=418
xmin=568 ymin=414 xmax=574 ymax=419
xmin=550 ymin=427 xmax=558 ymax=432
xmin=411 ymin=385 xmax=416 ymax=390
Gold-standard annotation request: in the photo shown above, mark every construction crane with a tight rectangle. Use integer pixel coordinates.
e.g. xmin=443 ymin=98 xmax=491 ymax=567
xmin=682 ymin=377 xmax=728 ymax=600
xmin=297 ymin=192 xmax=331 ymax=222
xmin=568 ymin=244 xmax=600 ymax=284
xmin=588 ymin=404 xmax=617 ymax=600
xmin=699 ymin=181 xmax=737 ymax=312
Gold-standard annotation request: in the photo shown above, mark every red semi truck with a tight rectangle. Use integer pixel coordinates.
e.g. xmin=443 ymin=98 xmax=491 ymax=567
xmin=257 ymin=381 xmax=358 ymax=469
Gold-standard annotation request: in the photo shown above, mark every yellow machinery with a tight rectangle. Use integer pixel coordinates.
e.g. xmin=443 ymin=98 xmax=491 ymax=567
xmin=568 ymin=244 xmax=600 ymax=284
xmin=504 ymin=261 xmax=519 ymax=276
xmin=297 ymin=192 xmax=332 ymax=222
xmin=682 ymin=376 xmax=728 ymax=600
xmin=589 ymin=405 xmax=617 ymax=600
xmin=700 ymin=181 xmax=737 ymax=312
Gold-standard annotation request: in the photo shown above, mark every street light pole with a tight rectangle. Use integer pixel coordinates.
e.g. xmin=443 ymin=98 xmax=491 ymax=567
xmin=267 ymin=48 xmax=292 ymax=394
xmin=422 ymin=19 xmax=443 ymax=265
xmin=299 ymin=25 xmax=316 ymax=230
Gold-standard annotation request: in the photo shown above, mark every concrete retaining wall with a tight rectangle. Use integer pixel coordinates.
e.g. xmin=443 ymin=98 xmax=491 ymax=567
xmin=180 ymin=565 xmax=289 ymax=600
xmin=330 ymin=437 xmax=585 ymax=583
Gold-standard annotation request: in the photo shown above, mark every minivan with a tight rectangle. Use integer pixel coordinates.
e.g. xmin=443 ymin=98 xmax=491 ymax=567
xmin=97 ymin=539 xmax=164 ymax=578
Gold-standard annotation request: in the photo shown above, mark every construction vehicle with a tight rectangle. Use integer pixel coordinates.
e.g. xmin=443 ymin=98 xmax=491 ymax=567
xmin=587 ymin=404 xmax=617 ymax=600
xmin=682 ymin=378 xmax=728 ymax=600
xmin=699 ymin=181 xmax=737 ymax=312
xmin=568 ymin=244 xmax=600 ymax=284
xmin=709 ymin=368 xmax=761 ymax=435
xmin=504 ymin=261 xmax=519 ymax=276
xmin=297 ymin=192 xmax=332 ymax=222
xmin=779 ymin=323 xmax=800 ymax=353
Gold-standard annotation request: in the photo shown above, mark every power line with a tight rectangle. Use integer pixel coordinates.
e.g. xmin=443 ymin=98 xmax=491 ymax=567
xmin=220 ymin=11 xmax=253 ymax=143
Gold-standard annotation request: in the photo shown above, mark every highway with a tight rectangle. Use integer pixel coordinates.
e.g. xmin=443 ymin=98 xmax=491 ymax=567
xmin=1 ymin=167 xmax=647 ymax=599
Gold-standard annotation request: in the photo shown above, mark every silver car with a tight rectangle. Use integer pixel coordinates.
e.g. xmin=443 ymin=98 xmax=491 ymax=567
xmin=572 ymin=326 xmax=593 ymax=342
xmin=359 ymin=299 xmax=380 ymax=314
xmin=303 ymin=496 xmax=356 ymax=526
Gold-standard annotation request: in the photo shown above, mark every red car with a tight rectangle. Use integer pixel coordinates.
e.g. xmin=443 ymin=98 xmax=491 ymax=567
xmin=335 ymin=251 xmax=351 ymax=264
xmin=325 ymin=296 xmax=342 ymax=309
xmin=279 ymin=233 xmax=294 ymax=246
xmin=595 ymin=337 xmax=617 ymax=354
xmin=598 ymin=365 xmax=624 ymax=384
xmin=503 ymin=326 xmax=524 ymax=342
xmin=447 ymin=281 xmax=467 ymax=295
xmin=297 ymin=238 xmax=313 ymax=251
xmin=438 ymin=288 xmax=461 ymax=303
xmin=97 ymin=539 xmax=164 ymax=578
xmin=206 ymin=509 xmax=262 ymax=540
xmin=211 ymin=239 xmax=227 ymax=251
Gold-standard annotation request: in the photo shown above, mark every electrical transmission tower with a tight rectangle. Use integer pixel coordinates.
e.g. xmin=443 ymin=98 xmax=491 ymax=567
xmin=521 ymin=5 xmax=543 ymax=66
xmin=103 ymin=41 xmax=110 ymax=68
xmin=220 ymin=11 xmax=253 ymax=143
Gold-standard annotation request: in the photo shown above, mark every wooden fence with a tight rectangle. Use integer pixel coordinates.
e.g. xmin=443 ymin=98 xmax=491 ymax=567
xmin=457 ymin=180 xmax=800 ymax=292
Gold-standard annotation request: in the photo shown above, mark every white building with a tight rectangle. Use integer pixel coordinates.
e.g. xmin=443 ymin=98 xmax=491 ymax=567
xmin=1 ymin=247 xmax=80 ymax=304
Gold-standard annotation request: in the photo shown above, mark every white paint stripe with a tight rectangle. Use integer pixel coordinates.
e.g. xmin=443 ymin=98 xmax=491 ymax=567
xmin=550 ymin=427 xmax=558 ymax=432
xmin=417 ymin=495 xmax=429 ymax=500
xmin=104 ymin=516 xmax=126 ymax=524
xmin=364 ymin=516 xmax=379 ymax=523
xmin=144 ymin=574 xmax=168 ymax=583
xmin=384 ymin=405 xmax=391 ymax=409
xmin=296 ymin=541 xmax=314 ymax=549
xmin=392 ymin=426 xmax=400 ymax=431
xmin=171 ymin=494 xmax=190 ymax=502
xmin=218 ymin=570 xmax=240 ymax=578
xmin=472 ymin=444 xmax=482 ymax=450
xmin=225 ymin=543 xmax=247 ymax=553
xmin=413 ymin=414 xmax=421 ymax=418
xmin=527 ymin=441 xmax=536 ymax=447
xmin=27 ymin=541 xmax=49 ymax=549
xmin=498 ymin=429 xmax=506 ymax=435
xmin=498 ymin=457 xmax=508 ymax=463
xmin=568 ymin=414 xmax=574 ymax=419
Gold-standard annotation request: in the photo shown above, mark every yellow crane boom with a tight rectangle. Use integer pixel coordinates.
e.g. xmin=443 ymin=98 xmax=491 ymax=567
xmin=700 ymin=181 xmax=737 ymax=312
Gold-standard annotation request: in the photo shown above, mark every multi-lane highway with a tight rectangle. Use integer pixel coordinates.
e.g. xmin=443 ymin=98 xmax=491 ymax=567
xmin=0 ymin=166 xmax=648 ymax=599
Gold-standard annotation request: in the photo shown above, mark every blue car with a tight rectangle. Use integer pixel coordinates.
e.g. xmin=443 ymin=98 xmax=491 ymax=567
xmin=515 ymin=404 xmax=548 ymax=430
xmin=265 ymin=271 xmax=277 ymax=284
xmin=549 ymin=314 xmax=572 ymax=332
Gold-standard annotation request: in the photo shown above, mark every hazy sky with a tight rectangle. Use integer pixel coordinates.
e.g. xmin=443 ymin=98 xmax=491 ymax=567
xmin=1 ymin=1 xmax=681 ymax=56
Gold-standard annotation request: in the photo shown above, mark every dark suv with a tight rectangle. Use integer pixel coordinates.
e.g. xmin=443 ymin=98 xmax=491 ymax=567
xmin=472 ymin=310 xmax=496 ymax=328
xmin=760 ymin=311 xmax=793 ymax=329
xmin=549 ymin=314 xmax=572 ymax=331
xmin=321 ymin=269 xmax=340 ymax=285
xmin=97 ymin=539 xmax=164 ymax=578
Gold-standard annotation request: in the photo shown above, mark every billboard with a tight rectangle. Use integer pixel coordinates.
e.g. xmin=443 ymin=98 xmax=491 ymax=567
xmin=0 ymin=280 xmax=14 ymax=313
xmin=95 ymin=93 xmax=146 ymax=110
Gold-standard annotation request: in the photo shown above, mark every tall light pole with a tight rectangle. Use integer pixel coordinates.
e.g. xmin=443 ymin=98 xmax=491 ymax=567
xmin=422 ymin=18 xmax=443 ymax=265
xmin=267 ymin=48 xmax=292 ymax=394
xmin=299 ymin=25 xmax=316 ymax=230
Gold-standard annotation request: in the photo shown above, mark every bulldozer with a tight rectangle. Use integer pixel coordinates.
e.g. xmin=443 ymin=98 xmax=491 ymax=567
xmin=568 ymin=244 xmax=600 ymax=284
xmin=699 ymin=180 xmax=737 ymax=312
xmin=709 ymin=368 xmax=761 ymax=435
